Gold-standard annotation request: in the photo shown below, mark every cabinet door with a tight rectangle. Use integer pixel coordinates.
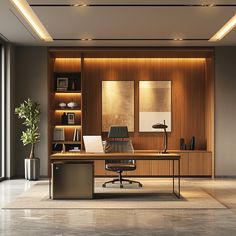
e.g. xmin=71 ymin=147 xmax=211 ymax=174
xmin=94 ymin=160 xmax=106 ymax=176
xmin=125 ymin=160 xmax=151 ymax=176
xmin=151 ymin=160 xmax=172 ymax=176
xmin=189 ymin=152 xmax=212 ymax=176
xmin=172 ymin=153 xmax=189 ymax=176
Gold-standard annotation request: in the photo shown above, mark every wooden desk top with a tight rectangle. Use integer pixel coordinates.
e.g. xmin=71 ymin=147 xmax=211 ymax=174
xmin=50 ymin=151 xmax=180 ymax=161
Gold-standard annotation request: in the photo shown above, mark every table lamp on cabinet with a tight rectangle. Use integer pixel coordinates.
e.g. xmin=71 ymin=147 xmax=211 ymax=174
xmin=152 ymin=120 xmax=168 ymax=153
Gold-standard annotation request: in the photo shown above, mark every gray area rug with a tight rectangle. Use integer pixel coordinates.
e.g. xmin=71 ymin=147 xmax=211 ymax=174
xmin=3 ymin=179 xmax=226 ymax=209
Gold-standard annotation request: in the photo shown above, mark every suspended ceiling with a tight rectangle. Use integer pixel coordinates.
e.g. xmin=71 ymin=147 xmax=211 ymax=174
xmin=1 ymin=0 xmax=236 ymax=46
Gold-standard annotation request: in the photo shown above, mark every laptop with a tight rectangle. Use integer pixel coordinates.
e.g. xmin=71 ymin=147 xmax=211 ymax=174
xmin=83 ymin=135 xmax=105 ymax=153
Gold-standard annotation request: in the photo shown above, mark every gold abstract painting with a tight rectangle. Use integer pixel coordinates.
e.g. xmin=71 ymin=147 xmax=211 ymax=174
xmin=139 ymin=81 xmax=171 ymax=132
xmin=102 ymin=81 xmax=134 ymax=132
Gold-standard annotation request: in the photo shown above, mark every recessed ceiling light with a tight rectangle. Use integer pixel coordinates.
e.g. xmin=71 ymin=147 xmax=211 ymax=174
xmin=81 ymin=38 xmax=93 ymax=41
xmin=10 ymin=0 xmax=53 ymax=42
xmin=210 ymin=14 xmax=236 ymax=41
xmin=74 ymin=4 xmax=88 ymax=7
xmin=174 ymin=38 xmax=183 ymax=41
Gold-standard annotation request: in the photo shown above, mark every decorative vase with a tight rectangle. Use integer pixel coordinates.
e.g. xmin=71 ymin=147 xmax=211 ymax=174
xmin=25 ymin=158 xmax=40 ymax=180
xmin=190 ymin=136 xmax=195 ymax=150
xmin=180 ymin=138 xmax=186 ymax=150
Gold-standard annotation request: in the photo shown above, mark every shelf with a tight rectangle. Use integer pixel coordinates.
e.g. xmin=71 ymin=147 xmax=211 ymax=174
xmin=52 ymin=141 xmax=81 ymax=144
xmin=55 ymin=109 xmax=81 ymax=112
xmin=54 ymin=125 xmax=81 ymax=128
xmin=55 ymin=91 xmax=81 ymax=95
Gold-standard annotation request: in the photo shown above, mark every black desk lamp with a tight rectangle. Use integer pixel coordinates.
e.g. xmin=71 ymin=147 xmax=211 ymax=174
xmin=152 ymin=120 xmax=168 ymax=153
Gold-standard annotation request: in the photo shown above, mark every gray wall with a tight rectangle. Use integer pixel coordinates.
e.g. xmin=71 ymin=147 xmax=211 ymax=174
xmin=14 ymin=47 xmax=48 ymax=176
xmin=12 ymin=46 xmax=236 ymax=177
xmin=215 ymin=47 xmax=236 ymax=176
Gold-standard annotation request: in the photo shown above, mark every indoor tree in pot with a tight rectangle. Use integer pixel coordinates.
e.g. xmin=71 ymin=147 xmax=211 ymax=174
xmin=15 ymin=98 xmax=41 ymax=180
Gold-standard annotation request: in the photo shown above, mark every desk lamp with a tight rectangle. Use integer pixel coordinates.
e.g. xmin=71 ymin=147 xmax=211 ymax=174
xmin=152 ymin=120 xmax=168 ymax=153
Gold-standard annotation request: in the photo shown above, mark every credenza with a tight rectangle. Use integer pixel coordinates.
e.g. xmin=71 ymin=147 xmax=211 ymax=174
xmin=92 ymin=150 xmax=212 ymax=177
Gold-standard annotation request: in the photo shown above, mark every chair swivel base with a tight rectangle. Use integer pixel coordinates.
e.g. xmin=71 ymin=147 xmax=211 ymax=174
xmin=102 ymin=178 xmax=142 ymax=188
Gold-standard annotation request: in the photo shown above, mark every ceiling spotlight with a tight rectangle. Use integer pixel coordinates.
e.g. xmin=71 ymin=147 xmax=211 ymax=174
xmin=73 ymin=4 xmax=87 ymax=7
xmin=174 ymin=38 xmax=183 ymax=41
xmin=209 ymin=14 xmax=236 ymax=41
xmin=81 ymin=38 xmax=93 ymax=41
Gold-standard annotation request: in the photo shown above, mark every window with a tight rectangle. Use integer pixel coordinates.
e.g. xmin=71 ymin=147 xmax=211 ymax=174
xmin=0 ymin=43 xmax=5 ymax=180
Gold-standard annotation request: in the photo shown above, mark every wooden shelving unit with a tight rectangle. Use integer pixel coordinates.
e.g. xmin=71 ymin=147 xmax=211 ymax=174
xmin=49 ymin=56 xmax=82 ymax=154
xmin=48 ymin=48 xmax=214 ymax=177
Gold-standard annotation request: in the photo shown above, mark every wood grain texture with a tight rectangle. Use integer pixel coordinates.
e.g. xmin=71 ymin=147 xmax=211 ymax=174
xmin=189 ymin=152 xmax=212 ymax=176
xmin=49 ymin=56 xmax=82 ymax=163
xmin=83 ymin=58 xmax=207 ymax=150
xmin=49 ymin=49 xmax=214 ymax=177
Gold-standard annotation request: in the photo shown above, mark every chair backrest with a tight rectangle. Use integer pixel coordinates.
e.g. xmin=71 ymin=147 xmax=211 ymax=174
xmin=108 ymin=126 xmax=129 ymax=139
xmin=105 ymin=126 xmax=135 ymax=165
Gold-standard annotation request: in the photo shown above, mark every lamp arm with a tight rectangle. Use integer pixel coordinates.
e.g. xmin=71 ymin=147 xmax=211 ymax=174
xmin=163 ymin=128 xmax=168 ymax=153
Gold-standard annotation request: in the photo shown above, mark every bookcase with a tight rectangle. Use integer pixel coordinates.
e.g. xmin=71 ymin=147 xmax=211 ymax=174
xmin=48 ymin=48 xmax=214 ymax=177
xmin=49 ymin=57 xmax=82 ymax=154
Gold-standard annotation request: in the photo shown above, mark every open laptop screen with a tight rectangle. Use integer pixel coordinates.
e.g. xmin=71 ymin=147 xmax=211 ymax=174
xmin=83 ymin=135 xmax=104 ymax=153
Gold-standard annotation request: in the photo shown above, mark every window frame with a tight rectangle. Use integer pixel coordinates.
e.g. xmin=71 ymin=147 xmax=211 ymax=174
xmin=0 ymin=43 xmax=6 ymax=181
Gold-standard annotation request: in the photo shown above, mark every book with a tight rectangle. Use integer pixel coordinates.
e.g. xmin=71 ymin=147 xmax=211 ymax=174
xmin=53 ymin=128 xmax=65 ymax=141
xmin=73 ymin=128 xmax=80 ymax=141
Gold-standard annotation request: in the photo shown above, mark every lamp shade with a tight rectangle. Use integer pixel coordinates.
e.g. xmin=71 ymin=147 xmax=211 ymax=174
xmin=152 ymin=123 xmax=168 ymax=129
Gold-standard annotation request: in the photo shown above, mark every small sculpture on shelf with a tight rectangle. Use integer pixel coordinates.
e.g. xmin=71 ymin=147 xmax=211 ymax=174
xmin=180 ymin=138 xmax=186 ymax=150
xmin=61 ymin=112 xmax=68 ymax=125
xmin=190 ymin=136 xmax=195 ymax=150
xmin=67 ymin=102 xmax=78 ymax=108
xmin=58 ymin=102 xmax=66 ymax=109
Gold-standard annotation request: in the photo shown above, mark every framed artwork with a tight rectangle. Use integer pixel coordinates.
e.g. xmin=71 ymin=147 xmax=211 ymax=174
xmin=56 ymin=77 xmax=68 ymax=91
xmin=67 ymin=113 xmax=75 ymax=125
xmin=102 ymin=81 xmax=134 ymax=132
xmin=139 ymin=81 xmax=171 ymax=132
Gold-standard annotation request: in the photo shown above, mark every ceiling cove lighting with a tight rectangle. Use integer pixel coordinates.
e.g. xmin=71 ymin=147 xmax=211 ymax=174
xmin=10 ymin=0 xmax=53 ymax=42
xmin=209 ymin=14 xmax=236 ymax=41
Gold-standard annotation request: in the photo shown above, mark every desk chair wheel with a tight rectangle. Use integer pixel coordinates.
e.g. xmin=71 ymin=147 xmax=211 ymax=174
xmin=138 ymin=183 xmax=143 ymax=188
xmin=120 ymin=184 xmax=123 ymax=188
xmin=102 ymin=184 xmax=106 ymax=188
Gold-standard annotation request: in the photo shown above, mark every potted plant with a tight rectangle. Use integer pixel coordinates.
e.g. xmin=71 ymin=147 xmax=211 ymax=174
xmin=15 ymin=98 xmax=41 ymax=180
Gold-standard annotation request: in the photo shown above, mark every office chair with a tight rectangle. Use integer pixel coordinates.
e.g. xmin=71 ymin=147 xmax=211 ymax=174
xmin=102 ymin=126 xmax=142 ymax=188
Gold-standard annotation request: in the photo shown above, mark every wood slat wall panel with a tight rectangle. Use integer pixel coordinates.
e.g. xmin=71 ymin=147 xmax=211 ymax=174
xmin=83 ymin=58 xmax=206 ymax=150
xmin=189 ymin=152 xmax=212 ymax=176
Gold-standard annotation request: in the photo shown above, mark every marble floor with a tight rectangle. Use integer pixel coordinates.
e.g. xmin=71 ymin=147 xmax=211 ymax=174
xmin=1 ymin=178 xmax=236 ymax=236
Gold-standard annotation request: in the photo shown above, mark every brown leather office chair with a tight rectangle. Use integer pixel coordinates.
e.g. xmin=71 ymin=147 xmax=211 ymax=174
xmin=102 ymin=126 xmax=142 ymax=188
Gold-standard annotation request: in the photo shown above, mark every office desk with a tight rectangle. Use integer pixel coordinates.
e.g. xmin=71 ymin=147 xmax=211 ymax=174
xmin=50 ymin=151 xmax=181 ymax=198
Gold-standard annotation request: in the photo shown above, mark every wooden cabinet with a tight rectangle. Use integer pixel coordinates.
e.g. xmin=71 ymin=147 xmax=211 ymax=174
xmin=94 ymin=151 xmax=212 ymax=177
xmin=188 ymin=152 xmax=212 ymax=176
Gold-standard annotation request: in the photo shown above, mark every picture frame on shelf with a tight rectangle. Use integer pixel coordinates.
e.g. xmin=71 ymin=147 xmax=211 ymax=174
xmin=56 ymin=77 xmax=68 ymax=91
xmin=67 ymin=113 xmax=75 ymax=125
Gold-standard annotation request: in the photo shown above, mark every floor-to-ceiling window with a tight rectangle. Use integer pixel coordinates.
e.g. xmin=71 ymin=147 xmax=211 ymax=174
xmin=0 ymin=43 xmax=5 ymax=180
